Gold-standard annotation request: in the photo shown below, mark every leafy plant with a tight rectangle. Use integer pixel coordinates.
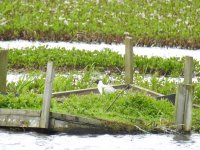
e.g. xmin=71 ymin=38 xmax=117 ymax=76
xmin=0 ymin=0 xmax=200 ymax=48
xmin=8 ymin=47 xmax=200 ymax=76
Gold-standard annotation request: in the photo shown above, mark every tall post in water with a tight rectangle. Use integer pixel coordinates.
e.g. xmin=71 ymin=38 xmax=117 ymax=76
xmin=0 ymin=49 xmax=8 ymax=93
xmin=124 ymin=36 xmax=133 ymax=84
xmin=40 ymin=61 xmax=55 ymax=128
xmin=175 ymin=56 xmax=194 ymax=132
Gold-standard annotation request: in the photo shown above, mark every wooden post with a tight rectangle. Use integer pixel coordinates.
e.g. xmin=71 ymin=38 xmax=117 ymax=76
xmin=40 ymin=61 xmax=55 ymax=128
xmin=175 ymin=56 xmax=193 ymax=132
xmin=184 ymin=56 xmax=193 ymax=84
xmin=0 ymin=49 xmax=8 ymax=93
xmin=124 ymin=36 xmax=133 ymax=84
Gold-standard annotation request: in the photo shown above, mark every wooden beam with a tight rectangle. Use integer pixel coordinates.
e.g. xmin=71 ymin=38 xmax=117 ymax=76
xmin=51 ymin=112 xmax=103 ymax=126
xmin=52 ymin=84 xmax=127 ymax=98
xmin=40 ymin=61 xmax=55 ymax=128
xmin=0 ymin=108 xmax=41 ymax=128
xmin=131 ymin=84 xmax=164 ymax=97
xmin=0 ymin=49 xmax=8 ymax=93
xmin=124 ymin=36 xmax=133 ymax=84
xmin=0 ymin=108 xmax=40 ymax=117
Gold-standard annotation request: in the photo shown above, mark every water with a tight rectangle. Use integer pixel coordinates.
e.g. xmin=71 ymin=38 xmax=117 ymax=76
xmin=3 ymin=40 xmax=200 ymax=83
xmin=1 ymin=40 xmax=200 ymax=60
xmin=0 ymin=129 xmax=199 ymax=150
xmin=2 ymin=40 xmax=200 ymax=149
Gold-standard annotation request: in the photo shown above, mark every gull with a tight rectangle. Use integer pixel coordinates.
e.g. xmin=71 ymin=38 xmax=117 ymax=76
xmin=95 ymin=80 xmax=116 ymax=95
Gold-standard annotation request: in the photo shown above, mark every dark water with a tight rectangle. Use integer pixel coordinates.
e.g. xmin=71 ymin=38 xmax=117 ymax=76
xmin=0 ymin=129 xmax=199 ymax=150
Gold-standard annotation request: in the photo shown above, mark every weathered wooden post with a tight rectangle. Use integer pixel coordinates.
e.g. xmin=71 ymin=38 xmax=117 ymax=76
xmin=124 ymin=36 xmax=133 ymax=84
xmin=40 ymin=61 xmax=55 ymax=128
xmin=0 ymin=49 xmax=8 ymax=93
xmin=175 ymin=56 xmax=194 ymax=132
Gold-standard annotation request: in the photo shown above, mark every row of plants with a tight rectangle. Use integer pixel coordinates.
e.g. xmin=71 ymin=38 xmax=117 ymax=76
xmin=8 ymin=47 xmax=200 ymax=76
xmin=0 ymin=0 xmax=200 ymax=48
xmin=6 ymin=70 xmax=200 ymax=104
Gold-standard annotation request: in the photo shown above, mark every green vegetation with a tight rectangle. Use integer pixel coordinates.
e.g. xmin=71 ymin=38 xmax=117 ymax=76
xmin=0 ymin=0 xmax=200 ymax=48
xmin=0 ymin=93 xmax=42 ymax=110
xmin=1 ymin=91 xmax=200 ymax=132
xmin=1 ymin=0 xmax=200 ymax=133
xmin=3 ymin=67 xmax=200 ymax=133
xmin=8 ymin=47 xmax=200 ymax=76
xmin=6 ymin=70 xmax=200 ymax=103
xmin=7 ymin=70 xmax=114 ymax=94
xmin=0 ymin=91 xmax=174 ymax=131
xmin=52 ymin=92 xmax=175 ymax=129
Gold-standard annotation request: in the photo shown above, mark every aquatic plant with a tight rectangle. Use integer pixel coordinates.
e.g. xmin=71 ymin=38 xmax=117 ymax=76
xmin=0 ymin=91 xmax=175 ymax=130
xmin=8 ymin=47 xmax=200 ymax=76
xmin=0 ymin=0 xmax=200 ymax=48
xmin=0 ymin=93 xmax=42 ymax=109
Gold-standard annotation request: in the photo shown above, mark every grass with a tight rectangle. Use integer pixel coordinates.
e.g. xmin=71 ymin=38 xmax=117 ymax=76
xmin=1 ymin=0 xmax=200 ymax=133
xmin=7 ymin=69 xmax=124 ymax=94
xmin=8 ymin=47 xmax=200 ymax=76
xmin=4 ymin=70 xmax=200 ymax=133
xmin=0 ymin=0 xmax=200 ymax=48
xmin=0 ymin=91 xmax=175 ymax=132
xmin=52 ymin=92 xmax=174 ymax=128
xmin=1 ymin=91 xmax=200 ymax=132
xmin=7 ymin=69 xmax=200 ymax=104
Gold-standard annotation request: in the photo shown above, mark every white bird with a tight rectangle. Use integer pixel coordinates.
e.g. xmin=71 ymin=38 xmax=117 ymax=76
xmin=95 ymin=80 xmax=116 ymax=95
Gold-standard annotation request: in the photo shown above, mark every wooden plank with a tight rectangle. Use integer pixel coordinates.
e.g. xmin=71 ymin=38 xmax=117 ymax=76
xmin=131 ymin=85 xmax=164 ymax=97
xmin=53 ymin=88 xmax=98 ymax=97
xmin=49 ymin=119 xmax=104 ymax=133
xmin=51 ymin=112 xmax=103 ymax=126
xmin=0 ymin=115 xmax=40 ymax=128
xmin=52 ymin=84 xmax=127 ymax=98
xmin=0 ymin=49 xmax=8 ymax=93
xmin=40 ymin=61 xmax=55 ymax=128
xmin=53 ymin=84 xmax=162 ymax=98
xmin=124 ymin=36 xmax=133 ymax=84
xmin=0 ymin=108 xmax=40 ymax=117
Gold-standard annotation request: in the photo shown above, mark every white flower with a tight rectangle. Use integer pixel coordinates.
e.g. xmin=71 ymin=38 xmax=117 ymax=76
xmin=0 ymin=18 xmax=8 ymax=26
xmin=167 ymin=13 xmax=172 ymax=18
xmin=64 ymin=20 xmax=69 ymax=25
xmin=44 ymin=22 xmax=48 ymax=26
xmin=59 ymin=16 xmax=65 ymax=21
xmin=185 ymin=20 xmax=189 ymax=25
xmin=176 ymin=18 xmax=182 ymax=22
xmin=141 ymin=12 xmax=146 ymax=18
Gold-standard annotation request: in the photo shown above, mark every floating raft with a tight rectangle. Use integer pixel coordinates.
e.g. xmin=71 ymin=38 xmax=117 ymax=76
xmin=0 ymin=61 xmax=175 ymax=134
xmin=0 ymin=84 xmax=173 ymax=134
xmin=0 ymin=108 xmax=106 ymax=133
xmin=0 ymin=108 xmax=143 ymax=134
